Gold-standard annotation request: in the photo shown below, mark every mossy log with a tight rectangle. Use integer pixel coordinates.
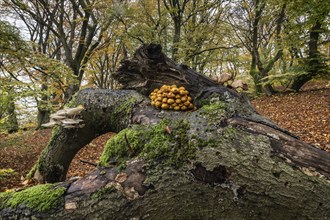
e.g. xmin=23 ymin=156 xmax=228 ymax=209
xmin=1 ymin=44 xmax=330 ymax=219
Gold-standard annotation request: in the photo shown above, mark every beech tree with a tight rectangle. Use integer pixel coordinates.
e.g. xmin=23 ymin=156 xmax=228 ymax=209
xmin=0 ymin=20 xmax=26 ymax=132
xmin=118 ymin=0 xmax=237 ymax=75
xmin=84 ymin=9 xmax=128 ymax=90
xmin=162 ymin=0 xmax=190 ymax=61
xmin=285 ymin=0 xmax=330 ymax=91
xmin=0 ymin=84 xmax=18 ymax=133
xmin=1 ymin=0 xmax=114 ymax=128
xmin=227 ymin=0 xmax=287 ymax=94
xmin=4 ymin=0 xmax=111 ymax=100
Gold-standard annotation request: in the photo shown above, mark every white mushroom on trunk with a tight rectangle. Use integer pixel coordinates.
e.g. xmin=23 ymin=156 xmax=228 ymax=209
xmin=42 ymin=105 xmax=85 ymax=129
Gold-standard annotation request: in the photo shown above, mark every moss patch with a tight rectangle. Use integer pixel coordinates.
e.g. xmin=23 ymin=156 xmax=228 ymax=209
xmin=0 ymin=191 xmax=13 ymax=208
xmin=26 ymin=164 xmax=37 ymax=180
xmin=99 ymin=127 xmax=142 ymax=168
xmin=197 ymin=99 xmax=232 ymax=123
xmin=199 ymin=101 xmax=227 ymax=114
xmin=0 ymin=184 xmax=66 ymax=212
xmin=114 ymin=97 xmax=141 ymax=116
xmin=100 ymin=119 xmax=196 ymax=168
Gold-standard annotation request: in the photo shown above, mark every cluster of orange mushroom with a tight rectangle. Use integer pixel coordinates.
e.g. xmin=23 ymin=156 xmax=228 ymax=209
xmin=149 ymin=85 xmax=195 ymax=111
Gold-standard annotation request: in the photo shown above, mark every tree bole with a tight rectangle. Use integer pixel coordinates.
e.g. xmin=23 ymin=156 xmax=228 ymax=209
xmin=1 ymin=44 xmax=329 ymax=219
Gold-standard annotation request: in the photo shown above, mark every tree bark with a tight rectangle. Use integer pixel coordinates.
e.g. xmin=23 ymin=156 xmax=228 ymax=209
xmin=30 ymin=89 xmax=146 ymax=183
xmin=36 ymin=83 xmax=50 ymax=130
xmin=163 ymin=0 xmax=187 ymax=61
xmin=6 ymin=87 xmax=18 ymax=133
xmin=290 ymin=20 xmax=327 ymax=91
xmin=249 ymin=2 xmax=285 ymax=95
xmin=1 ymin=44 xmax=330 ymax=219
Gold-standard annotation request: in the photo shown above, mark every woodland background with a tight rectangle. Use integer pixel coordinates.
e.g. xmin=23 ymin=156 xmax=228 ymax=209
xmin=0 ymin=0 xmax=329 ymax=191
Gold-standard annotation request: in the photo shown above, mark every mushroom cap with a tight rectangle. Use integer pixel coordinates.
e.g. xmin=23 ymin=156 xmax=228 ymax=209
xmin=41 ymin=121 xmax=58 ymax=128
xmin=55 ymin=109 xmax=68 ymax=116
xmin=61 ymin=119 xmax=83 ymax=125
xmin=65 ymin=105 xmax=85 ymax=116
xmin=149 ymin=85 xmax=194 ymax=111
xmin=50 ymin=114 xmax=66 ymax=120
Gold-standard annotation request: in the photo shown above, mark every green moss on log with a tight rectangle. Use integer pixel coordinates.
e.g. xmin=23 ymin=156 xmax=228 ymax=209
xmin=26 ymin=164 xmax=37 ymax=180
xmin=0 ymin=191 xmax=13 ymax=209
xmin=99 ymin=101 xmax=240 ymax=169
xmin=100 ymin=119 xmax=196 ymax=168
xmin=114 ymin=97 xmax=141 ymax=116
xmin=0 ymin=184 xmax=66 ymax=212
xmin=199 ymin=101 xmax=226 ymax=116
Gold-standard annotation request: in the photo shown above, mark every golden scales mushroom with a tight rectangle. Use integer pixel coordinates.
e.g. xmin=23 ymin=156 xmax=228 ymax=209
xmin=149 ymin=85 xmax=195 ymax=111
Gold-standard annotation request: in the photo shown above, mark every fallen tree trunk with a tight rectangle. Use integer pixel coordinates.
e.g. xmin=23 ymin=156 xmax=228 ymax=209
xmin=1 ymin=44 xmax=330 ymax=219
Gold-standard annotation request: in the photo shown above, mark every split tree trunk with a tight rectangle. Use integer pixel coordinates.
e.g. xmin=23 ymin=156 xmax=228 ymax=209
xmin=290 ymin=21 xmax=325 ymax=92
xmin=1 ymin=44 xmax=330 ymax=219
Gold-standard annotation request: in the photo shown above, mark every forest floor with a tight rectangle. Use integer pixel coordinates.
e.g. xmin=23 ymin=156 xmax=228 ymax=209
xmin=0 ymin=81 xmax=329 ymax=192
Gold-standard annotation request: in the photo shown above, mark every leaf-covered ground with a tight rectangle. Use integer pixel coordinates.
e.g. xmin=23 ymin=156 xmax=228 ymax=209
xmin=252 ymin=82 xmax=329 ymax=151
xmin=0 ymin=131 xmax=114 ymax=192
xmin=0 ymin=82 xmax=329 ymax=192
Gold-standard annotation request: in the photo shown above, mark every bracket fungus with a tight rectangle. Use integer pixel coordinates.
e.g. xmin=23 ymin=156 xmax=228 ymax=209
xmin=41 ymin=105 xmax=85 ymax=129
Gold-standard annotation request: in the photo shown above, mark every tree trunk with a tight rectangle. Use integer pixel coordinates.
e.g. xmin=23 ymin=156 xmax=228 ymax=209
xmin=36 ymin=109 xmax=50 ymax=130
xmin=36 ymin=83 xmax=50 ymax=130
xmin=1 ymin=44 xmax=329 ymax=219
xmin=163 ymin=0 xmax=187 ymax=61
xmin=6 ymin=88 xmax=18 ymax=133
xmin=248 ymin=1 xmax=284 ymax=95
xmin=290 ymin=21 xmax=326 ymax=91
xmin=30 ymin=89 xmax=146 ymax=183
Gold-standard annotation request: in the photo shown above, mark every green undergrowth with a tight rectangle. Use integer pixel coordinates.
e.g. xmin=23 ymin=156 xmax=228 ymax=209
xmin=0 ymin=168 xmax=17 ymax=179
xmin=100 ymin=119 xmax=196 ymax=169
xmin=0 ymin=184 xmax=66 ymax=212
